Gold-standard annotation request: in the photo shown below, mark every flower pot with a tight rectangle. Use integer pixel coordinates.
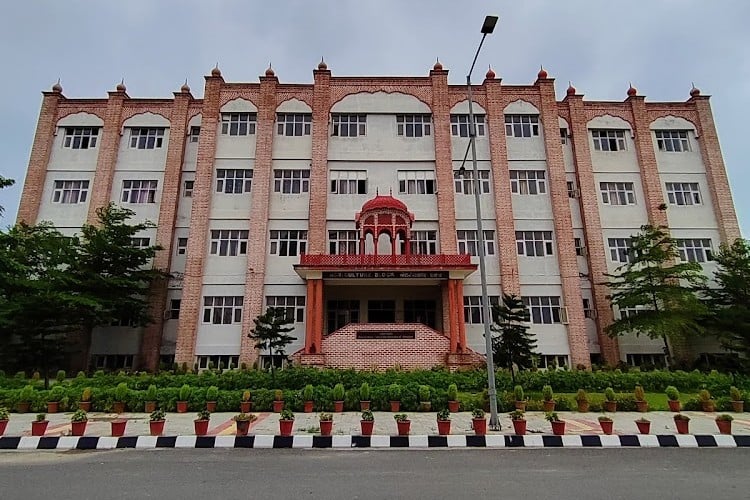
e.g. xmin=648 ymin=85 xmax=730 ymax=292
xmin=176 ymin=401 xmax=188 ymax=413
xmin=448 ymin=401 xmax=460 ymax=413
xmin=577 ymin=402 xmax=590 ymax=413
xmin=551 ymin=420 xmax=566 ymax=436
xmin=0 ymin=420 xmax=7 ymax=436
xmin=78 ymin=401 xmax=92 ymax=412
xmin=599 ymin=420 xmax=614 ymax=435
xmin=360 ymin=420 xmax=374 ymax=436
xmin=16 ymin=402 xmax=30 ymax=414
xmin=273 ymin=401 xmax=284 ymax=413
xmin=542 ymin=401 xmax=556 ymax=412
xmin=668 ymin=400 xmax=681 ymax=412
xmin=360 ymin=401 xmax=370 ymax=411
xmin=32 ymin=420 xmax=49 ymax=436
xmin=150 ymin=420 xmax=165 ymax=436
xmin=240 ymin=401 xmax=252 ymax=413
xmin=437 ymin=419 xmax=451 ymax=436
xmin=514 ymin=401 xmax=526 ymax=411
xmin=716 ymin=419 xmax=732 ymax=435
xmin=279 ymin=420 xmax=294 ymax=436
xmin=396 ymin=420 xmax=411 ymax=436
xmin=113 ymin=402 xmax=126 ymax=414
xmin=731 ymin=401 xmax=744 ymax=413
xmin=303 ymin=401 xmax=314 ymax=413
xmin=701 ymin=401 xmax=715 ymax=412
xmin=144 ymin=401 xmax=156 ymax=413
xmin=473 ymin=418 xmax=487 ymax=436
xmin=206 ymin=401 xmax=217 ymax=413
xmin=333 ymin=401 xmax=344 ymax=413
xmin=420 ymin=402 xmax=432 ymax=412
xmin=194 ymin=419 xmax=209 ymax=436
xmin=674 ymin=419 xmax=690 ymax=434
xmin=512 ymin=419 xmax=527 ymax=436
xmin=635 ymin=421 xmax=650 ymax=434
xmin=319 ymin=420 xmax=333 ymax=436
xmin=111 ymin=419 xmax=127 ymax=437
xmin=635 ymin=401 xmax=649 ymax=413
xmin=47 ymin=402 xmax=59 ymax=414
xmin=603 ymin=401 xmax=617 ymax=413
xmin=71 ymin=421 xmax=87 ymax=436
xmin=235 ymin=420 xmax=250 ymax=436
xmin=390 ymin=401 xmax=401 ymax=412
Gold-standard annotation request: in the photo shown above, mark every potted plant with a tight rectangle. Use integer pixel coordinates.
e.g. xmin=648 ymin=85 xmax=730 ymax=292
xmin=360 ymin=409 xmax=374 ymax=436
xmin=111 ymin=417 xmax=127 ymax=437
xmin=194 ymin=409 xmax=210 ymax=436
xmin=319 ymin=412 xmax=333 ymax=436
xmin=635 ymin=417 xmax=650 ymax=434
xmin=542 ymin=385 xmax=555 ymax=412
xmin=205 ymin=386 xmax=219 ymax=412
xmin=47 ymin=385 xmax=65 ymax=414
xmin=665 ymin=386 xmax=681 ymax=412
xmin=394 ymin=413 xmax=410 ymax=436
xmin=603 ymin=387 xmax=617 ymax=412
xmin=472 ymin=408 xmax=487 ymax=436
xmin=359 ymin=382 xmax=371 ymax=411
xmin=240 ymin=390 xmax=252 ymax=413
xmin=388 ymin=384 xmax=402 ymax=412
xmin=279 ymin=409 xmax=295 ymax=436
xmin=598 ymin=415 xmax=614 ymax=435
xmin=79 ymin=387 xmax=92 ymax=412
xmin=730 ymin=386 xmax=744 ymax=413
xmin=673 ymin=413 xmax=690 ymax=434
xmin=113 ymin=382 xmax=129 ymax=414
xmin=233 ymin=412 xmax=256 ymax=436
xmin=17 ymin=385 xmax=35 ymax=413
xmin=575 ymin=389 xmax=589 ymax=412
xmin=302 ymin=385 xmax=315 ymax=413
xmin=633 ymin=385 xmax=648 ymax=412
xmin=273 ymin=390 xmax=284 ymax=413
xmin=436 ymin=409 xmax=451 ymax=435
xmin=509 ymin=409 xmax=526 ymax=435
xmin=698 ymin=389 xmax=714 ymax=412
xmin=149 ymin=409 xmax=166 ymax=436
xmin=176 ymin=384 xmax=191 ymax=413
xmin=546 ymin=412 xmax=565 ymax=436
xmin=32 ymin=413 xmax=48 ymax=436
xmin=144 ymin=384 xmax=158 ymax=413
xmin=70 ymin=409 xmax=88 ymax=436
xmin=715 ymin=414 xmax=733 ymax=435
xmin=446 ymin=384 xmax=460 ymax=413
xmin=333 ymin=384 xmax=345 ymax=413
xmin=513 ymin=385 xmax=526 ymax=411
xmin=418 ymin=385 xmax=431 ymax=411
xmin=0 ymin=407 xmax=8 ymax=436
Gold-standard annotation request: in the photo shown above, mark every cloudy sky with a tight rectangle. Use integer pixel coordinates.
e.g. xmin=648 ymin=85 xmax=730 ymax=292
xmin=0 ymin=0 xmax=747 ymax=235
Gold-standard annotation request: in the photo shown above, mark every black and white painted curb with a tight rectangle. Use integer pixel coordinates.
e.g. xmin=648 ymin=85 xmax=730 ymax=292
xmin=0 ymin=434 xmax=748 ymax=450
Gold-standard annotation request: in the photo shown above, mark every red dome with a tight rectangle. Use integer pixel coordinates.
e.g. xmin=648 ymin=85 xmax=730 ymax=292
xmin=361 ymin=195 xmax=408 ymax=213
xmin=538 ymin=66 xmax=548 ymax=79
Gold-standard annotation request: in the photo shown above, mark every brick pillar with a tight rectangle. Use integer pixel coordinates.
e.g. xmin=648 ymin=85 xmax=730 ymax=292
xmin=691 ymin=94 xmax=741 ymax=243
xmin=238 ymin=73 xmax=277 ymax=366
xmin=308 ymin=66 xmax=332 ymax=254
xmin=447 ymin=279 xmax=458 ymax=352
xmin=313 ymin=279 xmax=324 ymax=351
xmin=455 ymin=279 xmax=467 ymax=352
xmin=174 ymin=72 xmax=223 ymax=366
xmin=304 ymin=279 xmax=316 ymax=353
xmin=484 ymin=75 xmax=520 ymax=295
xmin=138 ymin=87 xmax=192 ymax=371
xmin=565 ymin=93 xmax=621 ymax=365
xmin=86 ymin=86 xmax=128 ymax=223
xmin=441 ymin=280 xmax=453 ymax=348
xmin=430 ymin=66 xmax=458 ymax=253
xmin=627 ymin=93 xmax=668 ymax=227
xmin=17 ymin=87 xmax=64 ymax=224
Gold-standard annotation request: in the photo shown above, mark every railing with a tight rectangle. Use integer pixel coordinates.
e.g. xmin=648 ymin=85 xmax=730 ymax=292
xmin=298 ymin=253 xmax=473 ymax=268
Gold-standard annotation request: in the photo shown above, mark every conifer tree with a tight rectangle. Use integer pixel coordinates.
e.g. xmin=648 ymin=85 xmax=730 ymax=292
xmin=248 ymin=307 xmax=295 ymax=384
xmin=490 ymin=293 xmax=536 ymax=384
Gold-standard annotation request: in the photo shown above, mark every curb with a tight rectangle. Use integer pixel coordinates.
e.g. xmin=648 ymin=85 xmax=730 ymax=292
xmin=0 ymin=434 xmax=748 ymax=450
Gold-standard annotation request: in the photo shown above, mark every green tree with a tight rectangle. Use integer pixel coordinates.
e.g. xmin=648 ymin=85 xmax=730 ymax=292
xmin=0 ymin=175 xmax=14 ymax=216
xmin=604 ymin=224 xmax=707 ymax=366
xmin=248 ymin=307 xmax=295 ymax=384
xmin=490 ymin=293 xmax=536 ymax=385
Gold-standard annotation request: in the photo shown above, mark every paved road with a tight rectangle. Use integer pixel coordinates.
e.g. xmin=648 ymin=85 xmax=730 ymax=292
xmin=0 ymin=448 xmax=748 ymax=500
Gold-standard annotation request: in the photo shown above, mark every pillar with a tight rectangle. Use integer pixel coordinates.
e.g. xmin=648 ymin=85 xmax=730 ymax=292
xmin=307 ymin=63 xmax=332 ymax=254
xmin=455 ymin=279 xmax=467 ymax=352
xmin=447 ymin=279 xmax=458 ymax=352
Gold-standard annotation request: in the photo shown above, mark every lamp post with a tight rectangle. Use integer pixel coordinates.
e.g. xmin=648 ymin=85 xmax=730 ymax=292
xmin=459 ymin=14 xmax=500 ymax=429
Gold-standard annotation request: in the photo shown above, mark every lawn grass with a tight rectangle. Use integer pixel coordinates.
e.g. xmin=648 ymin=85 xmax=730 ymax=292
xmin=529 ymin=392 xmax=698 ymax=411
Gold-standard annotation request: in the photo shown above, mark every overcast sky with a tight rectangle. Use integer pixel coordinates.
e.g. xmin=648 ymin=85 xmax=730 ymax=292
xmin=0 ymin=0 xmax=747 ymax=235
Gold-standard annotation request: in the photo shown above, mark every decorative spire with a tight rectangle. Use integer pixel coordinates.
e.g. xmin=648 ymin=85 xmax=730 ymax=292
xmin=566 ymin=81 xmax=577 ymax=96
xmin=116 ymin=78 xmax=126 ymax=92
xmin=51 ymin=78 xmax=62 ymax=93
xmin=486 ymin=65 xmax=496 ymax=79
xmin=180 ymin=79 xmax=190 ymax=93
xmin=537 ymin=65 xmax=548 ymax=79
xmin=318 ymin=57 xmax=328 ymax=70
xmin=265 ymin=63 xmax=275 ymax=77
xmin=433 ymin=58 xmax=443 ymax=71
xmin=211 ymin=63 xmax=221 ymax=77
xmin=690 ymin=82 xmax=701 ymax=97
xmin=627 ymin=82 xmax=637 ymax=97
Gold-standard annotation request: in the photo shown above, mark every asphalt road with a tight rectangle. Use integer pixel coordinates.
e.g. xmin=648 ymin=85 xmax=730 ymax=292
xmin=0 ymin=449 xmax=748 ymax=500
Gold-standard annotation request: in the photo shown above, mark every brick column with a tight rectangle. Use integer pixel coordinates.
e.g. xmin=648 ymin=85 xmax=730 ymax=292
xmin=313 ymin=279 xmax=324 ymax=351
xmin=484 ymin=76 xmax=520 ymax=295
xmin=17 ymin=86 xmax=64 ymax=224
xmin=307 ymin=66 xmax=332 ymax=254
xmin=565 ymin=92 xmax=620 ymax=365
xmin=690 ymin=94 xmax=741 ymax=242
xmin=138 ymin=87 xmax=192 ymax=371
xmin=455 ymin=279 xmax=467 ymax=352
xmin=537 ymin=76 xmax=590 ymax=368
xmin=441 ymin=280 xmax=454 ymax=349
xmin=304 ymin=279 xmax=316 ymax=353
xmin=238 ymin=73 xmax=278 ymax=366
xmin=447 ymin=279 xmax=458 ymax=352
xmin=174 ymin=72 xmax=223 ymax=366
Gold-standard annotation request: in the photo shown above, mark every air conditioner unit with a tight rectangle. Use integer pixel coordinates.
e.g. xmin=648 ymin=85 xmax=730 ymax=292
xmin=560 ymin=306 xmax=569 ymax=324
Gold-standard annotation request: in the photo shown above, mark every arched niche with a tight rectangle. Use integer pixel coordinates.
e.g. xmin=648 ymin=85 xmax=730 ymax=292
xmin=450 ymin=100 xmax=487 ymax=115
xmin=277 ymin=98 xmax=312 ymax=113
xmin=587 ymin=114 xmax=630 ymax=130
xmin=331 ymin=91 xmax=430 ymax=114
xmin=57 ymin=112 xmax=104 ymax=128
xmin=122 ymin=111 xmax=170 ymax=128
xmin=650 ymin=115 xmax=696 ymax=131
xmin=220 ymin=98 xmax=258 ymax=113
xmin=504 ymin=99 xmax=540 ymax=114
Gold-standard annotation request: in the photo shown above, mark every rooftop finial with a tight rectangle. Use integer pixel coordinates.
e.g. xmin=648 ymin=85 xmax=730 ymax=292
xmin=627 ymin=82 xmax=637 ymax=97
xmin=537 ymin=65 xmax=548 ymax=79
xmin=116 ymin=78 xmax=126 ymax=92
xmin=180 ymin=79 xmax=190 ymax=93
xmin=211 ymin=63 xmax=221 ymax=77
xmin=318 ymin=57 xmax=328 ymax=70
xmin=265 ymin=62 xmax=275 ymax=77
xmin=52 ymin=78 xmax=63 ymax=93
xmin=433 ymin=58 xmax=443 ymax=71
xmin=690 ymin=82 xmax=701 ymax=97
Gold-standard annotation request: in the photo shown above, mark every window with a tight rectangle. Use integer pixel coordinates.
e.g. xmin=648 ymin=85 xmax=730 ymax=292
xmin=676 ymin=238 xmax=713 ymax=263
xmin=258 ymin=355 xmax=286 ymax=370
xmin=600 ymin=182 xmax=636 ymax=205
xmin=329 ymin=230 xmax=359 ymax=255
xmin=277 ymin=113 xmax=312 ymax=136
xmin=410 ymin=230 xmax=438 ymax=255
xmin=91 ymin=354 xmax=134 ymax=370
xmin=522 ymin=296 xmax=562 ymax=324
xmin=121 ymin=180 xmax=158 ymax=204
xmin=516 ymin=231 xmax=554 ymax=257
xmin=266 ymin=296 xmax=305 ymax=323
xmin=210 ymin=229 xmax=249 ymax=256
xmin=398 ymin=171 xmax=436 ymax=194
xmin=129 ymin=128 xmax=165 ymax=149
xmin=110 ymin=314 xmax=137 ymax=327
xmin=655 ymin=130 xmax=690 ymax=152
xmin=331 ymin=114 xmax=366 ymax=137
xmin=197 ymin=355 xmax=239 ymax=370
xmin=463 ymin=296 xmax=500 ymax=324
xmin=216 ymin=169 xmax=253 ymax=194
xmin=189 ymin=126 xmax=200 ymax=143
xmin=221 ymin=113 xmax=256 ymax=136
xmin=608 ymin=238 xmax=633 ymax=264
xmin=457 ymin=230 xmax=495 ymax=256
xmin=269 ymin=230 xmax=307 ymax=256
xmin=63 ymin=127 xmax=99 ymax=149
xmin=666 ymin=182 xmax=701 ymax=206
xmin=168 ymin=299 xmax=181 ymax=320
xmin=505 ymin=115 xmax=539 ymax=137
xmin=454 ymin=170 xmax=491 ymax=194
xmin=183 ymin=180 xmax=194 ymax=197
xmin=52 ymin=180 xmax=89 ymax=204
xmin=451 ymin=114 xmax=485 ymax=137
xmin=627 ymin=353 xmax=666 ymax=368
xmin=619 ymin=306 xmax=645 ymax=320
xmin=327 ymin=300 xmax=360 ymax=333
xmin=540 ymin=355 xmax=569 ymax=370
xmin=404 ymin=300 xmax=437 ymax=328
xmin=510 ymin=170 xmax=546 ymax=195
xmin=202 ymin=296 xmax=243 ymax=324
xmin=274 ymin=169 xmax=310 ymax=194
xmin=583 ymin=298 xmax=595 ymax=319
xmin=591 ymin=129 xmax=626 ymax=151
xmin=567 ymin=180 xmax=578 ymax=198
xmin=130 ymin=237 xmax=150 ymax=248
xmin=176 ymin=237 xmax=188 ymax=255
xmin=574 ymin=237 xmax=586 ymax=257
xmin=397 ymin=115 xmax=431 ymax=137
xmin=330 ymin=171 xmax=367 ymax=194
xmin=560 ymin=128 xmax=568 ymax=145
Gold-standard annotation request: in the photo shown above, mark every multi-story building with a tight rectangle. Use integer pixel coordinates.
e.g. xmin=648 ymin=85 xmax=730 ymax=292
xmin=17 ymin=60 xmax=740 ymax=372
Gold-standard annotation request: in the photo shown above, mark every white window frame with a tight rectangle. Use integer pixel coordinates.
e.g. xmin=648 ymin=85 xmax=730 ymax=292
xmin=197 ymin=355 xmax=239 ymax=370
xmin=457 ymin=230 xmax=495 ymax=256
xmin=560 ymin=128 xmax=568 ymax=145
xmin=582 ymin=298 xmax=595 ymax=319
xmin=63 ymin=127 xmax=99 ymax=149
xmin=331 ymin=114 xmax=366 ymax=137
xmin=168 ymin=299 xmax=181 ymax=320
xmin=626 ymin=353 xmax=666 ymax=368
xmin=121 ymin=180 xmax=158 ymax=204
xmin=450 ymin=114 xmax=485 ymax=137
xmin=183 ymin=180 xmax=194 ymax=197
xmin=269 ymin=230 xmax=308 ymax=256
xmin=266 ymin=296 xmax=306 ymax=323
xmin=522 ymin=296 xmax=562 ymax=324
xmin=463 ymin=295 xmax=500 ymax=324
xmin=655 ymin=130 xmax=690 ymax=152
xmin=676 ymin=238 xmax=714 ymax=263
xmin=273 ymin=169 xmax=310 ymax=194
xmin=516 ymin=231 xmax=554 ymax=257
xmin=591 ymin=129 xmax=626 ymax=152
xmin=510 ymin=170 xmax=546 ymax=195
xmin=328 ymin=230 xmax=359 ymax=255
xmin=398 ymin=171 xmax=436 ymax=195
xmin=277 ymin=113 xmax=312 ymax=136
xmin=396 ymin=115 xmax=431 ymax=137
xmin=574 ymin=237 xmax=586 ymax=257
xmin=216 ymin=169 xmax=253 ymax=194
xmin=189 ymin=126 xmax=200 ymax=143
xmin=540 ymin=355 xmax=569 ymax=370
xmin=330 ymin=171 xmax=367 ymax=194
xmin=600 ymin=182 xmax=636 ymax=206
xmin=91 ymin=354 xmax=134 ymax=370
xmin=608 ymin=238 xmax=633 ymax=264
xmin=220 ymin=113 xmax=256 ymax=136
xmin=129 ymin=128 xmax=165 ymax=149
xmin=666 ymin=182 xmax=701 ymax=206
xmin=210 ymin=229 xmax=249 ymax=256
xmin=505 ymin=114 xmax=540 ymax=137
xmin=52 ymin=180 xmax=89 ymax=204
xmin=202 ymin=296 xmax=244 ymax=324
xmin=176 ymin=237 xmax=188 ymax=255
xmin=130 ymin=237 xmax=150 ymax=248
xmin=410 ymin=230 xmax=438 ymax=255
xmin=454 ymin=170 xmax=490 ymax=194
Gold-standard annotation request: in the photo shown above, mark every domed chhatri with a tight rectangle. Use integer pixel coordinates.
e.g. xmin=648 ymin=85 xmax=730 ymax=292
xmin=265 ymin=64 xmax=275 ymax=77
xmin=538 ymin=65 xmax=548 ymax=79
xmin=433 ymin=58 xmax=443 ymax=71
xmin=318 ymin=57 xmax=328 ymax=70
xmin=361 ymin=194 xmax=409 ymax=214
xmin=567 ymin=81 xmax=577 ymax=96
xmin=180 ymin=79 xmax=190 ymax=93
xmin=116 ymin=79 xmax=126 ymax=92
xmin=52 ymin=79 xmax=63 ymax=93
xmin=690 ymin=83 xmax=701 ymax=97
xmin=486 ymin=66 xmax=496 ymax=79
xmin=627 ymin=83 xmax=637 ymax=97
xmin=211 ymin=64 xmax=222 ymax=77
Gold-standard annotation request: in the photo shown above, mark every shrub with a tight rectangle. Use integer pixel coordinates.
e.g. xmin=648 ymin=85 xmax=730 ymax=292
xmin=76 ymin=371 xmax=86 ymax=380
xmin=604 ymin=387 xmax=616 ymax=402
xmin=36 ymin=413 xmax=46 ymax=422
xmin=447 ymin=383 xmax=458 ymax=401
xmin=150 ymin=409 xmax=166 ymax=421
xmin=71 ymin=409 xmax=87 ymax=422
xmin=279 ymin=409 xmax=295 ymax=421
xmin=178 ymin=384 xmax=192 ymax=401
xmin=359 ymin=382 xmax=371 ymax=401
xmin=319 ymin=412 xmax=333 ymax=421
xmin=575 ymin=389 xmax=588 ymax=403
xmin=114 ymin=383 xmax=129 ymax=402
xmin=388 ymin=384 xmax=402 ymax=402
xmin=56 ymin=370 xmax=66 ymax=383
xmin=598 ymin=415 xmax=613 ymax=422
xmin=32 ymin=372 xmax=40 ymax=381
xmin=716 ymin=414 xmax=733 ymax=422
xmin=393 ymin=413 xmax=409 ymax=422
xmin=472 ymin=408 xmax=485 ymax=419
xmin=545 ymin=412 xmax=561 ymax=422
xmin=19 ymin=385 xmax=35 ymax=403
xmin=274 ymin=389 xmax=284 ymax=402
xmin=513 ymin=385 xmax=525 ymax=401
xmin=196 ymin=409 xmax=210 ymax=421
xmin=542 ymin=385 xmax=554 ymax=402
xmin=333 ymin=384 xmax=345 ymax=401
xmin=0 ymin=407 xmax=9 ymax=420
xmin=634 ymin=385 xmax=645 ymax=402
xmin=233 ymin=412 xmax=256 ymax=422
xmin=699 ymin=389 xmax=711 ymax=402
xmin=730 ymin=386 xmax=743 ymax=401
xmin=437 ymin=409 xmax=450 ymax=421
xmin=673 ymin=413 xmax=690 ymax=421
xmin=242 ymin=390 xmax=251 ymax=402
xmin=509 ymin=410 xmax=525 ymax=421
xmin=361 ymin=409 xmax=374 ymax=421
xmin=48 ymin=385 xmax=65 ymax=402
xmin=145 ymin=384 xmax=158 ymax=401
xmin=418 ymin=385 xmax=431 ymax=402
xmin=665 ymin=386 xmax=680 ymax=401
xmin=303 ymin=384 xmax=315 ymax=401
xmin=206 ymin=386 xmax=219 ymax=401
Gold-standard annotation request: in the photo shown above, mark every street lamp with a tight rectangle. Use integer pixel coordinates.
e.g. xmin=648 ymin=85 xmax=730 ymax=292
xmin=459 ymin=14 xmax=500 ymax=429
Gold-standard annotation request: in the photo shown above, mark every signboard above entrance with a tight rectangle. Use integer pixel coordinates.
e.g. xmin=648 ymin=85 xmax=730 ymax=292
xmin=322 ymin=271 xmax=449 ymax=279
xmin=356 ymin=330 xmax=416 ymax=340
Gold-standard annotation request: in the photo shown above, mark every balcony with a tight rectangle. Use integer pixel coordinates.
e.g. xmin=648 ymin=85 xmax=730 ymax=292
xmin=297 ymin=253 xmax=474 ymax=269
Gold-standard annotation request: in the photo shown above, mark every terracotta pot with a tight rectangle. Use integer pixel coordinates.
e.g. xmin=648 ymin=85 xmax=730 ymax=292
xmin=603 ymin=401 xmax=617 ymax=413
xmin=71 ymin=421 xmax=87 ymax=436
xmin=176 ymin=401 xmax=188 ymax=413
xmin=577 ymin=402 xmax=590 ymax=413
xmin=512 ymin=419 xmax=527 ymax=436
xmin=0 ymin=420 xmax=7 ymax=436
xmin=551 ymin=420 xmax=566 ymax=436
xmin=599 ymin=420 xmax=614 ymax=435
xmin=360 ymin=401 xmax=370 ymax=411
xmin=635 ymin=420 xmax=651 ymax=434
xmin=396 ymin=420 xmax=411 ymax=436
xmin=235 ymin=420 xmax=250 ymax=436
xmin=47 ymin=402 xmax=59 ymax=414
xmin=437 ymin=419 xmax=451 ymax=436
xmin=333 ymin=401 xmax=344 ymax=413
xmin=111 ymin=419 xmax=127 ymax=437
xmin=279 ymin=419 xmax=294 ymax=436
xmin=31 ymin=420 xmax=49 ymax=436
xmin=78 ymin=401 xmax=92 ymax=412
xmin=320 ymin=420 xmax=333 ymax=436
xmin=473 ymin=418 xmax=487 ymax=436
xmin=390 ymin=401 xmax=401 ymax=412
xmin=543 ymin=401 xmax=556 ymax=412
xmin=144 ymin=401 xmax=156 ymax=413
xmin=731 ymin=401 xmax=744 ymax=413
xmin=674 ymin=419 xmax=690 ymax=434
xmin=194 ymin=419 xmax=209 ymax=436
xmin=240 ymin=401 xmax=252 ymax=413
xmin=448 ymin=401 xmax=460 ymax=413
xmin=668 ymin=400 xmax=681 ymax=412
xmin=304 ymin=401 xmax=314 ymax=413
xmin=360 ymin=420 xmax=374 ymax=436
xmin=16 ymin=402 xmax=30 ymax=414
xmin=716 ymin=419 xmax=732 ymax=435
xmin=149 ymin=420 xmax=165 ymax=436
xmin=113 ymin=402 xmax=126 ymax=414
xmin=273 ymin=401 xmax=284 ymax=413
xmin=701 ymin=401 xmax=715 ymax=412
xmin=635 ymin=401 xmax=649 ymax=413
xmin=514 ymin=401 xmax=526 ymax=411
xmin=206 ymin=401 xmax=217 ymax=413
xmin=420 ymin=402 xmax=432 ymax=412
